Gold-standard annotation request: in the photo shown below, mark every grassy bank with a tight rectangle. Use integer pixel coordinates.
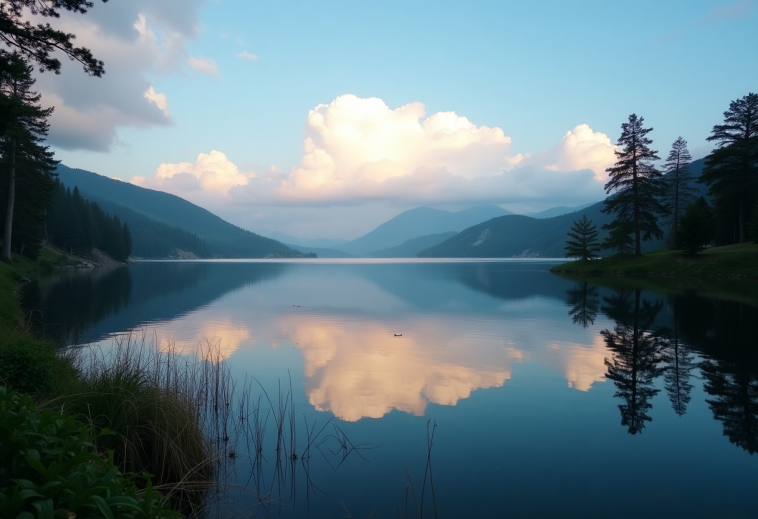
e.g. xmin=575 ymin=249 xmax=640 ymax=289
xmin=551 ymin=242 xmax=758 ymax=278
xmin=0 ymin=254 xmax=222 ymax=516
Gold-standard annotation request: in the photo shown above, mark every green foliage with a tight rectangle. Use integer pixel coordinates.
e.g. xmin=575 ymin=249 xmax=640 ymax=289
xmin=564 ymin=214 xmax=600 ymax=261
xmin=47 ymin=181 xmax=133 ymax=261
xmin=0 ymin=386 xmax=179 ymax=519
xmin=676 ymin=198 xmax=715 ymax=255
xmin=601 ymin=220 xmax=635 ymax=257
xmin=700 ymin=92 xmax=758 ymax=244
xmin=602 ymin=114 xmax=668 ymax=256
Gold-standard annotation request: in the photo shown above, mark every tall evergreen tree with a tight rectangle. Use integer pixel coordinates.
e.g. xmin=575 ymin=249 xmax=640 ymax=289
xmin=601 ymin=220 xmax=634 ymax=256
xmin=661 ymin=137 xmax=696 ymax=246
xmin=564 ymin=214 xmax=600 ymax=261
xmin=700 ymin=93 xmax=758 ymax=244
xmin=602 ymin=114 xmax=667 ymax=256
xmin=0 ymin=51 xmax=56 ymax=262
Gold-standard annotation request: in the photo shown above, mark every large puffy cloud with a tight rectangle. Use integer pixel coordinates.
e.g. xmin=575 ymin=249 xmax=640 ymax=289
xmin=141 ymin=95 xmax=614 ymax=207
xmin=29 ymin=0 xmax=207 ymax=151
xmin=134 ymin=95 xmax=617 ymax=236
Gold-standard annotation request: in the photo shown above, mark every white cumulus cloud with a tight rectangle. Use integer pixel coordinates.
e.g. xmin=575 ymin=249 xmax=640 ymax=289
xmin=134 ymin=95 xmax=617 ymax=235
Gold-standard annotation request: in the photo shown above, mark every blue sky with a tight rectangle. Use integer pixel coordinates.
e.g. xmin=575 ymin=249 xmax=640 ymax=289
xmin=37 ymin=0 xmax=757 ymax=238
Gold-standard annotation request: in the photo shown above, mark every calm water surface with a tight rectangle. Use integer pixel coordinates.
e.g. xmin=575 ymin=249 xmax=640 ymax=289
xmin=21 ymin=260 xmax=758 ymax=518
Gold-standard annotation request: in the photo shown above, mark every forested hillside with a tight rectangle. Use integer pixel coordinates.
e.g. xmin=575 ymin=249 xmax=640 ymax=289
xmin=56 ymin=165 xmax=307 ymax=258
xmin=47 ymin=181 xmax=132 ymax=261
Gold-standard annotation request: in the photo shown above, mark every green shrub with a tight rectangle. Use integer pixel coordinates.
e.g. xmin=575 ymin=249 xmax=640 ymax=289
xmin=0 ymin=333 xmax=77 ymax=396
xmin=0 ymin=386 xmax=179 ymax=519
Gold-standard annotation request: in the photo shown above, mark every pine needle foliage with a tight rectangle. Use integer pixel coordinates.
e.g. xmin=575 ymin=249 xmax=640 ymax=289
xmin=700 ymin=92 xmax=758 ymax=244
xmin=602 ymin=114 xmax=667 ymax=256
xmin=602 ymin=220 xmax=635 ymax=257
xmin=564 ymin=214 xmax=600 ymax=261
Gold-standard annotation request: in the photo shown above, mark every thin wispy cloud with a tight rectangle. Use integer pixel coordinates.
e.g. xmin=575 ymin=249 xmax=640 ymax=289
xmin=236 ymin=50 xmax=259 ymax=61
xmin=187 ymin=55 xmax=220 ymax=76
xmin=700 ymin=0 xmax=752 ymax=24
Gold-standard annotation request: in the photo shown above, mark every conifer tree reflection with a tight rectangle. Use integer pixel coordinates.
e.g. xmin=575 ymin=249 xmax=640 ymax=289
xmin=600 ymin=289 xmax=664 ymax=434
xmin=694 ymin=301 xmax=758 ymax=454
xmin=660 ymin=318 xmax=695 ymax=417
xmin=565 ymin=281 xmax=599 ymax=328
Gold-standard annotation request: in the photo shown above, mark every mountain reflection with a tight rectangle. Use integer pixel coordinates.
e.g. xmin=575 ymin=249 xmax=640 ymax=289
xmin=600 ymin=289 xmax=664 ymax=435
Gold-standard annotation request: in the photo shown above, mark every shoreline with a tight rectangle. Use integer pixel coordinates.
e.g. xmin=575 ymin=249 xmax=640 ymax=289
xmin=550 ymin=242 xmax=758 ymax=279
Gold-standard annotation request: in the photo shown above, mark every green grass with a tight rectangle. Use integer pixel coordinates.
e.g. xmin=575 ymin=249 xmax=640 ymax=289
xmin=1 ymin=255 xmax=223 ymax=514
xmin=552 ymin=242 xmax=758 ymax=278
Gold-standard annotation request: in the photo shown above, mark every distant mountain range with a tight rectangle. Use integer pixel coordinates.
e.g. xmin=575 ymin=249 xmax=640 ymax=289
xmin=368 ymin=232 xmax=457 ymax=258
xmin=56 ymin=165 xmax=306 ymax=258
xmin=524 ymin=202 xmax=599 ymax=219
xmin=418 ymin=158 xmax=706 ymax=258
xmin=336 ymin=206 xmax=513 ymax=256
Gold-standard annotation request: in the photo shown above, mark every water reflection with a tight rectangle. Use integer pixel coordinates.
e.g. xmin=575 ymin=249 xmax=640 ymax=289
xmin=565 ymin=281 xmax=599 ymax=328
xmin=562 ymin=275 xmax=758 ymax=452
xmin=600 ymin=289 xmax=665 ymax=435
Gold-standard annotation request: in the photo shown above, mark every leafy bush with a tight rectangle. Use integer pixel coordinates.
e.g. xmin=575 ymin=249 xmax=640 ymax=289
xmin=0 ymin=386 xmax=179 ymax=519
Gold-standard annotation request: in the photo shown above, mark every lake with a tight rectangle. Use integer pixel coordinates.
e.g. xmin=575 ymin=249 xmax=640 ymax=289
xmin=21 ymin=259 xmax=758 ymax=518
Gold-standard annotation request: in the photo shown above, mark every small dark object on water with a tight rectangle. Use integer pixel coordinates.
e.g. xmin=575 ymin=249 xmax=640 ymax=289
xmin=291 ymin=453 xmax=298 ymax=460
xmin=394 ymin=333 xmax=402 ymax=337
xmin=292 ymin=304 xmax=301 ymax=307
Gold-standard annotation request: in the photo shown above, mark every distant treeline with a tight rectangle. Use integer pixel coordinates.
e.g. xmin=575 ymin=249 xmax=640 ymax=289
xmin=48 ymin=181 xmax=132 ymax=261
xmin=94 ymin=197 xmax=211 ymax=259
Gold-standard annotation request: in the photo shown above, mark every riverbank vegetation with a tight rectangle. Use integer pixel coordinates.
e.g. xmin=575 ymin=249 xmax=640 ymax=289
xmin=0 ymin=256 xmax=222 ymax=516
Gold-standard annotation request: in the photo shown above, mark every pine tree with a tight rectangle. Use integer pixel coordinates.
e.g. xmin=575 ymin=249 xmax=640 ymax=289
xmin=700 ymin=93 xmax=758 ymax=244
xmin=602 ymin=114 xmax=667 ymax=256
xmin=676 ymin=197 xmax=714 ymax=255
xmin=0 ymin=52 xmax=57 ymax=262
xmin=662 ymin=137 xmax=696 ymax=246
xmin=564 ymin=214 xmax=600 ymax=261
xmin=601 ymin=220 xmax=634 ymax=256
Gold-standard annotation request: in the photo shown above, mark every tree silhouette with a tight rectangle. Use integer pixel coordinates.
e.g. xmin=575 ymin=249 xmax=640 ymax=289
xmin=565 ymin=281 xmax=599 ymax=328
xmin=600 ymin=289 xmax=664 ymax=434
xmin=700 ymin=93 xmax=758 ymax=244
xmin=0 ymin=0 xmax=107 ymax=76
xmin=676 ymin=197 xmax=715 ymax=255
xmin=602 ymin=114 xmax=667 ymax=256
xmin=564 ymin=214 xmax=600 ymax=261
xmin=0 ymin=52 xmax=56 ymax=262
xmin=601 ymin=220 xmax=634 ymax=256
xmin=662 ymin=137 xmax=696 ymax=247
xmin=660 ymin=319 xmax=695 ymax=416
